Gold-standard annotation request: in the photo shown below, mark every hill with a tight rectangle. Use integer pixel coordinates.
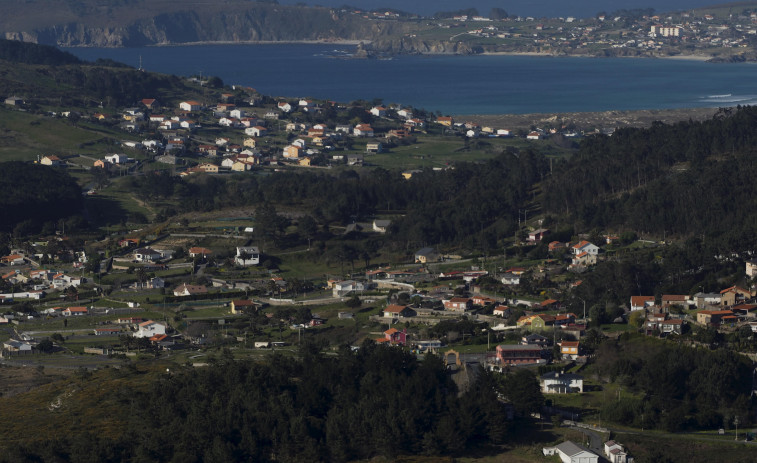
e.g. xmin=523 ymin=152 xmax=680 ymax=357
xmin=0 ymin=0 xmax=415 ymax=47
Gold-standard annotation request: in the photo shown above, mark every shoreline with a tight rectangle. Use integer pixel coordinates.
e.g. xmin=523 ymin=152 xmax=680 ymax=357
xmin=480 ymin=50 xmax=713 ymax=62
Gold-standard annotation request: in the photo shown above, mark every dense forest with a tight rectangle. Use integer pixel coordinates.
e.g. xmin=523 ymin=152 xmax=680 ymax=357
xmin=0 ymin=162 xmax=82 ymax=234
xmin=0 ymin=344 xmax=513 ymax=462
xmin=0 ymin=38 xmax=82 ymax=65
xmin=595 ymin=336 xmax=755 ymax=432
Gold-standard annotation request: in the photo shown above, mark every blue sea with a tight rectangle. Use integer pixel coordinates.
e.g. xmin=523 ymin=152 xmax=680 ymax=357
xmin=66 ymin=44 xmax=757 ymax=115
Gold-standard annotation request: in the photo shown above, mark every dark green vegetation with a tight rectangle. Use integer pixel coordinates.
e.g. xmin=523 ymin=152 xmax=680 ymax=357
xmin=594 ymin=335 xmax=753 ymax=432
xmin=0 ymin=345 xmax=510 ymax=462
xmin=0 ymin=162 xmax=82 ymax=234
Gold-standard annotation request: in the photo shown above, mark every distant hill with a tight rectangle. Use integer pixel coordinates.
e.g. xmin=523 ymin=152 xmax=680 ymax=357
xmin=0 ymin=39 xmax=81 ymax=65
xmin=0 ymin=0 xmax=415 ymax=47
xmin=279 ymin=0 xmax=729 ymax=18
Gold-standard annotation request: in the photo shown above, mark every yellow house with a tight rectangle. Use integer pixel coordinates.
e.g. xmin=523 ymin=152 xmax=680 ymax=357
xmin=244 ymin=138 xmax=257 ymax=148
xmin=299 ymin=157 xmax=312 ymax=166
xmin=231 ymin=161 xmax=251 ymax=172
xmin=197 ymin=163 xmax=219 ymax=173
xmin=231 ymin=299 xmax=257 ymax=314
xmin=436 ymin=116 xmax=454 ymax=127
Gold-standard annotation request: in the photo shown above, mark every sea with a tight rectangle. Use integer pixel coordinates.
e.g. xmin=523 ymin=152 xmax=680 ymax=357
xmin=65 ymin=44 xmax=757 ymax=115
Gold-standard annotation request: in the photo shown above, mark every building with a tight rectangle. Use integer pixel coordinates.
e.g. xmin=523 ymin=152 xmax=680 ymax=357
xmin=541 ymin=372 xmax=584 ymax=394
xmin=173 ymin=283 xmax=207 ymax=297
xmin=543 ymin=441 xmax=599 ymax=463
xmin=696 ymin=309 xmax=734 ymax=325
xmin=235 ymin=246 xmax=260 ymax=266
xmin=630 ymin=295 xmax=655 ymax=311
xmin=383 ymin=304 xmax=413 ymax=319
xmin=230 ymin=299 xmax=257 ymax=314
xmin=444 ymin=297 xmax=472 ymax=311
xmin=559 ymin=341 xmax=580 ymax=359
xmin=134 ymin=320 xmax=166 ymax=338
xmin=528 ymin=228 xmax=550 ymax=242
xmin=495 ymin=344 xmax=545 ymax=365
xmin=414 ymin=247 xmax=440 ymax=264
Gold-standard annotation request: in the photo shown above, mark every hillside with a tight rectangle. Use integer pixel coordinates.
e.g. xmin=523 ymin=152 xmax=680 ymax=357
xmin=0 ymin=0 xmax=414 ymax=47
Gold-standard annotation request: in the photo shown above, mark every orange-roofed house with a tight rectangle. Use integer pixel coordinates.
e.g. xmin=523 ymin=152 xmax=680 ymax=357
xmin=135 ymin=320 xmax=166 ymax=338
xmin=63 ymin=306 xmax=88 ymax=316
xmin=189 ymin=247 xmax=213 ymax=258
xmin=436 ymin=116 xmax=454 ymax=127
xmin=720 ymin=286 xmax=753 ymax=307
xmin=179 ymin=101 xmax=202 ymax=112
xmin=380 ymin=327 xmax=406 ymax=345
xmin=560 ymin=341 xmax=580 ymax=359
xmin=538 ymin=299 xmax=560 ymax=310
xmin=630 ymin=296 xmax=655 ymax=312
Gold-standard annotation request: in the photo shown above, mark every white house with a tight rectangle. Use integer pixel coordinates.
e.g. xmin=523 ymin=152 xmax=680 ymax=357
xmin=572 ymin=240 xmax=600 ymax=255
xmin=104 ymin=153 xmax=129 ymax=164
xmin=277 ymin=102 xmax=292 ymax=112
xmin=604 ymin=441 xmax=631 ymax=463
xmin=540 ymin=372 xmax=584 ymax=394
xmin=134 ymin=320 xmax=166 ymax=338
xmin=245 ymin=126 xmax=268 ymax=137
xmin=179 ymin=101 xmax=202 ymax=112
xmin=332 ymin=280 xmax=374 ymax=297
xmin=235 ymin=246 xmax=260 ymax=266
xmin=501 ymin=273 xmax=521 ymax=285
xmin=133 ymin=247 xmax=162 ymax=263
xmin=370 ymin=106 xmax=386 ymax=117
xmin=3 ymin=339 xmax=33 ymax=352
xmin=630 ymin=296 xmax=655 ymax=311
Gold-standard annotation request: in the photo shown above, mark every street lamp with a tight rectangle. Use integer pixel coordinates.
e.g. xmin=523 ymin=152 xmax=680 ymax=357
xmin=734 ymin=416 xmax=740 ymax=441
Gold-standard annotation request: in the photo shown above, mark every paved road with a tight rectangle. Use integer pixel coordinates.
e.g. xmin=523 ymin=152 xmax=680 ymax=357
xmin=572 ymin=426 xmax=604 ymax=454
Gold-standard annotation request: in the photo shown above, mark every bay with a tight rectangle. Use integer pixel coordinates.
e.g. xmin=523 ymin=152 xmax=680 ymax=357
xmin=65 ymin=44 xmax=757 ymax=115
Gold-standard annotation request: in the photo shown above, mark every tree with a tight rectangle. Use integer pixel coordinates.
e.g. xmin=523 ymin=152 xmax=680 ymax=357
xmin=345 ymin=295 xmax=362 ymax=308
xmin=501 ymin=369 xmax=543 ymax=415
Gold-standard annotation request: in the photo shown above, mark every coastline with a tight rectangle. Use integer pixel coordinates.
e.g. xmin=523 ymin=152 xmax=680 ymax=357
xmin=480 ymin=50 xmax=713 ymax=62
xmin=148 ymin=39 xmax=369 ymax=47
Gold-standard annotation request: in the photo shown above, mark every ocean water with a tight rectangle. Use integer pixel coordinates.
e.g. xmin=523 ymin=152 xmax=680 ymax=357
xmin=66 ymin=44 xmax=757 ymax=115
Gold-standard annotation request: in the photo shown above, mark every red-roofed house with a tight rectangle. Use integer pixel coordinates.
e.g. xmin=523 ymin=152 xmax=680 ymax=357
xmin=630 ymin=296 xmax=655 ymax=311
xmin=720 ymin=286 xmax=752 ymax=307
xmin=383 ymin=304 xmax=413 ymax=319
xmin=560 ymin=341 xmax=580 ymax=359
xmin=63 ymin=306 xmax=88 ymax=316
xmin=381 ymin=327 xmax=406 ymax=345
xmin=231 ymin=299 xmax=257 ymax=314
xmin=696 ymin=310 xmax=734 ymax=325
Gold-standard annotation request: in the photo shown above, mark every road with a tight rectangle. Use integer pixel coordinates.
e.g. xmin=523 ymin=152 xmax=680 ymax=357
xmin=572 ymin=426 xmax=604 ymax=454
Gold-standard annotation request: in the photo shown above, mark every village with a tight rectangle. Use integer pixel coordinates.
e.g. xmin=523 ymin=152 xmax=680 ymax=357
xmin=1 ymin=45 xmax=757 ymax=461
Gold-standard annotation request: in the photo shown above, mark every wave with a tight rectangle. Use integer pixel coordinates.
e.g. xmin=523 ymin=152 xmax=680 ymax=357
xmin=700 ymin=94 xmax=757 ymax=104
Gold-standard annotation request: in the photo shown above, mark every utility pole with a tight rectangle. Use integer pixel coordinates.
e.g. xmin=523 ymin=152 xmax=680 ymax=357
xmin=734 ymin=416 xmax=740 ymax=441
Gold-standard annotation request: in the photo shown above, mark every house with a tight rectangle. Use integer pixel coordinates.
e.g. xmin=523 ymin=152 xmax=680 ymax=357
xmin=693 ymin=292 xmax=721 ymax=308
xmin=134 ymin=320 xmax=166 ymax=338
xmin=63 ymin=306 xmax=88 ymax=316
xmin=571 ymin=251 xmax=597 ymax=267
xmin=543 ymin=441 xmax=599 ymax=463
xmin=559 ymin=340 xmax=580 ymax=359
xmin=383 ymin=304 xmax=413 ymax=319
xmin=572 ymin=241 xmax=600 ymax=255
xmin=134 ymin=247 xmax=162 ymax=263
xmin=527 ymin=131 xmax=542 ymax=140
xmin=1 ymin=254 xmax=25 ymax=265
xmin=604 ymin=441 xmax=631 ymax=463
xmin=230 ymin=299 xmax=257 ymax=314
xmin=528 ymin=228 xmax=550 ymax=242
xmin=283 ymin=145 xmax=303 ymax=159
xmin=277 ymin=101 xmax=292 ymax=112
xmin=179 ymin=101 xmax=202 ymax=112
xmin=660 ymin=318 xmax=685 ymax=335
xmin=366 ymin=142 xmax=383 ymax=153
xmin=381 ymin=328 xmax=407 ymax=345
xmin=141 ymin=98 xmax=159 ymax=109
xmin=4 ymin=96 xmax=23 ymax=106
xmin=472 ymin=295 xmax=497 ymax=306
xmin=3 ymin=339 xmax=33 ymax=352
xmin=188 ymin=247 xmax=213 ymax=258
xmin=746 ymin=259 xmax=757 ymax=277
xmin=696 ymin=309 xmax=734 ymax=325
xmin=94 ymin=328 xmax=121 ymax=336
xmin=522 ymin=333 xmax=550 ymax=347
xmin=347 ymin=154 xmax=363 ymax=166
xmin=501 ymin=272 xmax=520 ymax=285
xmin=538 ymin=298 xmax=560 ymax=310
xmin=197 ymin=163 xmax=219 ymax=173
xmin=332 ymin=280 xmax=373 ymax=297
xmin=246 ymin=126 xmax=268 ymax=137
xmin=493 ymin=306 xmax=511 ymax=317
xmin=414 ymin=247 xmax=440 ymax=264
xmin=541 ymin=372 xmax=584 ymax=393
xmin=372 ymin=219 xmax=391 ymax=233
xmin=173 ymin=283 xmax=208 ymax=297
xmin=661 ymin=294 xmax=690 ymax=310
xmin=370 ymin=106 xmax=386 ymax=117
xmin=443 ymin=297 xmax=472 ymax=311
xmin=353 ymin=124 xmax=374 ymax=137
xmin=40 ymin=155 xmax=64 ymax=166
xmin=235 ymin=246 xmax=260 ymax=266
xmin=720 ymin=286 xmax=752 ymax=307
xmin=436 ymin=116 xmax=454 ymax=126
xmin=630 ymin=295 xmax=655 ymax=311
xmin=495 ymin=344 xmax=545 ymax=365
